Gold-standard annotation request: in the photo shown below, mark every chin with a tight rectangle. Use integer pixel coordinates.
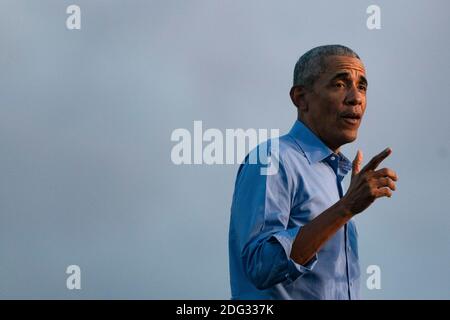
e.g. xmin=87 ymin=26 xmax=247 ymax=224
xmin=338 ymin=131 xmax=358 ymax=146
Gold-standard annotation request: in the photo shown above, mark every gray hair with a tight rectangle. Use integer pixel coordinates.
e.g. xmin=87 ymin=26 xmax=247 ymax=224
xmin=293 ymin=45 xmax=360 ymax=89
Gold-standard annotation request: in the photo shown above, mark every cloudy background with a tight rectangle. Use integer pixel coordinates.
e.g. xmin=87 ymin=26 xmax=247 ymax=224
xmin=0 ymin=0 xmax=449 ymax=299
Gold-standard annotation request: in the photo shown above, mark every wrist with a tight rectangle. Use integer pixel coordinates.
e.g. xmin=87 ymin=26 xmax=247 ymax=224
xmin=337 ymin=197 xmax=354 ymax=219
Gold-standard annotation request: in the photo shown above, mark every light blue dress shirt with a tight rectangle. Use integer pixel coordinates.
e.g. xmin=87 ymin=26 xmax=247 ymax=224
xmin=229 ymin=120 xmax=360 ymax=300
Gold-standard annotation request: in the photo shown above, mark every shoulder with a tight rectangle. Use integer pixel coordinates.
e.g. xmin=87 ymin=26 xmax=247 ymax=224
xmin=235 ymin=133 xmax=308 ymax=180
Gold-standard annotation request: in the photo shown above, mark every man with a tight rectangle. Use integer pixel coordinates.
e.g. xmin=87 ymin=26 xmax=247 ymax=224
xmin=228 ymin=45 xmax=398 ymax=299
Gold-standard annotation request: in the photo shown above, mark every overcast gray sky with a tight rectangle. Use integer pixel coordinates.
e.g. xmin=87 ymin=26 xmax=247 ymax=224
xmin=0 ymin=0 xmax=449 ymax=299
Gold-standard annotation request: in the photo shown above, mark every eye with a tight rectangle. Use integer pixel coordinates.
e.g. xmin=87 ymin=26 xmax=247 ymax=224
xmin=334 ymin=82 xmax=346 ymax=88
xmin=358 ymin=84 xmax=367 ymax=91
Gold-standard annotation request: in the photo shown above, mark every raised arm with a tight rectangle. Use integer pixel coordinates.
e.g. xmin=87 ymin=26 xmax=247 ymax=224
xmin=290 ymin=148 xmax=398 ymax=265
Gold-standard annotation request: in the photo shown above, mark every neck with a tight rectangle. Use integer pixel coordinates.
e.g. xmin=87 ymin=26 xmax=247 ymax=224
xmin=297 ymin=116 xmax=341 ymax=154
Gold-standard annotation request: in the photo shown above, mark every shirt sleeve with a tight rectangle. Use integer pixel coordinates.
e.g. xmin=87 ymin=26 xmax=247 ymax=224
xmin=231 ymin=145 xmax=318 ymax=290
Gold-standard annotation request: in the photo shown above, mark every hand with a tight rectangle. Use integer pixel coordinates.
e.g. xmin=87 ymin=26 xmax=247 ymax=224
xmin=341 ymin=147 xmax=398 ymax=216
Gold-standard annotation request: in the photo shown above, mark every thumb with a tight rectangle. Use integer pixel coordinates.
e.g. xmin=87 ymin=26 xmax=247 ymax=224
xmin=352 ymin=149 xmax=363 ymax=177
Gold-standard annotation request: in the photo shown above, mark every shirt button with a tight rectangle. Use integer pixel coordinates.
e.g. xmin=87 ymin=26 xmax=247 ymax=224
xmin=330 ymin=156 xmax=336 ymax=161
xmin=350 ymin=282 xmax=353 ymax=287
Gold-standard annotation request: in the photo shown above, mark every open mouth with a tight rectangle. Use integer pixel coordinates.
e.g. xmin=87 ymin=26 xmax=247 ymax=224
xmin=340 ymin=113 xmax=361 ymax=126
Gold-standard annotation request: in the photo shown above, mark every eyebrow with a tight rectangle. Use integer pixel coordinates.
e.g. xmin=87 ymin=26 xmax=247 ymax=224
xmin=330 ymin=72 xmax=368 ymax=86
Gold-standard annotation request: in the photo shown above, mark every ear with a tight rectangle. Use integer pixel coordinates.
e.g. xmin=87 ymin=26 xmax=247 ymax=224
xmin=290 ymin=86 xmax=308 ymax=113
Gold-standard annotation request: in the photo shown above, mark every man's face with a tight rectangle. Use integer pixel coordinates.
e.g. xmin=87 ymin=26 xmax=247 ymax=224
xmin=299 ymin=55 xmax=367 ymax=152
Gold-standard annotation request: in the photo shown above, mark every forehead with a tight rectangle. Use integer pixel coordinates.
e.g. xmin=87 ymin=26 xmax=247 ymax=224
xmin=321 ymin=55 xmax=366 ymax=78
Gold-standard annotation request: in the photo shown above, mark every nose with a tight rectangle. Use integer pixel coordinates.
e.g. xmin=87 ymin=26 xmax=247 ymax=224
xmin=345 ymin=84 xmax=363 ymax=106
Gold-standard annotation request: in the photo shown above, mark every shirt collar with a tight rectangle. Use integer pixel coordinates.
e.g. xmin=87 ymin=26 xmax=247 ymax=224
xmin=288 ymin=120 xmax=352 ymax=174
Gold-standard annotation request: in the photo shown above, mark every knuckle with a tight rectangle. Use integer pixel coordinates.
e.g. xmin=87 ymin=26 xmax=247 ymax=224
xmin=387 ymin=169 xmax=397 ymax=180
xmin=379 ymin=177 xmax=386 ymax=186
xmin=392 ymin=171 xmax=398 ymax=180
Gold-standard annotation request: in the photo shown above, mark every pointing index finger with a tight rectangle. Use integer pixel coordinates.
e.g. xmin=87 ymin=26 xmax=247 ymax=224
xmin=361 ymin=147 xmax=392 ymax=172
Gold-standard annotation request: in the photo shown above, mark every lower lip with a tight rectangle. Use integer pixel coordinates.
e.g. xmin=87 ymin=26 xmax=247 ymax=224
xmin=341 ymin=117 xmax=360 ymax=126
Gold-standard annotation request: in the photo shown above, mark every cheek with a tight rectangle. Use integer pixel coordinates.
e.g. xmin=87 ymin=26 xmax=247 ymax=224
xmin=322 ymin=94 xmax=344 ymax=119
xmin=362 ymin=102 xmax=367 ymax=115
xmin=309 ymin=91 xmax=343 ymax=123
